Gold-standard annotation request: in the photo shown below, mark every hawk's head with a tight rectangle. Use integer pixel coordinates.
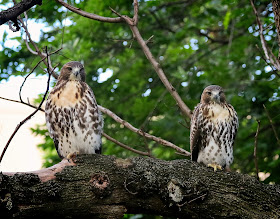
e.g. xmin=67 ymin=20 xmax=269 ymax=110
xmin=201 ymin=85 xmax=226 ymax=104
xmin=58 ymin=61 xmax=85 ymax=82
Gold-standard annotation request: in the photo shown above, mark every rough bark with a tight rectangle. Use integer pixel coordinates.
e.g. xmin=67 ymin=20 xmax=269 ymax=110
xmin=0 ymin=0 xmax=42 ymax=26
xmin=1 ymin=155 xmax=280 ymax=218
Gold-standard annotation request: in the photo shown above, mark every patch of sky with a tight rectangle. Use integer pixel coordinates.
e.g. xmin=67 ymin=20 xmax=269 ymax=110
xmin=142 ymin=88 xmax=151 ymax=97
xmin=181 ymin=82 xmax=188 ymax=87
xmin=190 ymin=38 xmax=198 ymax=51
xmin=97 ymin=68 xmax=113 ymax=83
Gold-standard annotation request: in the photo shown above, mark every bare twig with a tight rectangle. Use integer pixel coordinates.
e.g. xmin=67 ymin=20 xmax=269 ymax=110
xmin=19 ymin=55 xmax=50 ymax=102
xmin=102 ymin=133 xmax=150 ymax=157
xmin=263 ymin=104 xmax=280 ymax=146
xmin=250 ymin=0 xmax=280 ymax=70
xmin=177 ymin=193 xmax=207 ymax=208
xmin=0 ymin=47 xmax=55 ymax=164
xmin=124 ymin=178 xmax=138 ymax=195
xmin=0 ymin=96 xmax=44 ymax=112
xmin=55 ymin=0 xmax=122 ymax=23
xmin=98 ymin=105 xmax=191 ymax=156
xmin=254 ymin=120 xmax=260 ymax=181
xmin=139 ymin=88 xmax=168 ymax=130
xmin=272 ymin=0 xmax=280 ymax=59
xmin=255 ymin=45 xmax=280 ymax=78
xmin=18 ymin=14 xmax=60 ymax=79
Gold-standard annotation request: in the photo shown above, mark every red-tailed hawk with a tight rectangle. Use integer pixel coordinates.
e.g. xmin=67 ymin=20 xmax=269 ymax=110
xmin=190 ymin=85 xmax=238 ymax=171
xmin=45 ymin=61 xmax=103 ymax=159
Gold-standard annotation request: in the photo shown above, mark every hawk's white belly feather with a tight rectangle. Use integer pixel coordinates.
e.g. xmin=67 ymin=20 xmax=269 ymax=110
xmin=45 ymin=80 xmax=103 ymax=158
xmin=196 ymin=103 xmax=236 ymax=168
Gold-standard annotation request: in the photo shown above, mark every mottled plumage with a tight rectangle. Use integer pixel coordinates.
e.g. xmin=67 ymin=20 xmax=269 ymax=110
xmin=190 ymin=85 xmax=238 ymax=171
xmin=45 ymin=61 xmax=103 ymax=158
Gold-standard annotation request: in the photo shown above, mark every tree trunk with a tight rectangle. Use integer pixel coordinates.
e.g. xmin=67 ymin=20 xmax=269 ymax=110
xmin=1 ymin=154 xmax=280 ymax=218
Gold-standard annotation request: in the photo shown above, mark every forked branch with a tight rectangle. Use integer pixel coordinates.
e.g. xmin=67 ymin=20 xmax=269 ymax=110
xmin=98 ymin=105 xmax=191 ymax=156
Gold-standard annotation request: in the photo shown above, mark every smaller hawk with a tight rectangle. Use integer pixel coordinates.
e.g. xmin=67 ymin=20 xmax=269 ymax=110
xmin=190 ymin=85 xmax=238 ymax=171
xmin=45 ymin=61 xmax=103 ymax=159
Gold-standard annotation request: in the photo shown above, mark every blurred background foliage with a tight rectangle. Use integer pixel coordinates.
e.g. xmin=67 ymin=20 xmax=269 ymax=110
xmin=0 ymin=0 xmax=279 ymax=192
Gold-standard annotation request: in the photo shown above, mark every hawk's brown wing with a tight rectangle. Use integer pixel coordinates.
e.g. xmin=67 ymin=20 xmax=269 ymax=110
xmin=190 ymin=104 xmax=202 ymax=162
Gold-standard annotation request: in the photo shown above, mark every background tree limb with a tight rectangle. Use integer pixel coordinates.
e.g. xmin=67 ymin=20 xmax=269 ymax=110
xmin=0 ymin=0 xmax=42 ymax=26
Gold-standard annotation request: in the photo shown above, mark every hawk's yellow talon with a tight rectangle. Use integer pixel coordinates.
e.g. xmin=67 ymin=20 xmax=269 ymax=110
xmin=207 ymin=163 xmax=222 ymax=172
xmin=67 ymin=152 xmax=79 ymax=161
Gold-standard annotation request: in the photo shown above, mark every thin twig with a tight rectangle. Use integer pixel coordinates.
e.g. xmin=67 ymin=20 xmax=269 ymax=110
xmin=255 ymin=45 xmax=280 ymax=78
xmin=263 ymin=104 xmax=280 ymax=146
xmin=124 ymin=178 xmax=138 ymax=195
xmin=0 ymin=96 xmax=44 ymax=112
xmin=250 ymin=0 xmax=280 ymax=70
xmin=254 ymin=120 xmax=260 ymax=181
xmin=56 ymin=0 xmax=122 ymax=23
xmin=0 ymin=47 xmax=55 ymax=164
xmin=98 ymin=105 xmax=191 ymax=156
xmin=177 ymin=193 xmax=207 ymax=207
xmin=272 ymin=0 xmax=280 ymax=59
xmin=139 ymin=88 xmax=168 ymax=129
xmin=18 ymin=14 xmax=60 ymax=78
xmin=102 ymin=133 xmax=150 ymax=157
xmin=19 ymin=56 xmax=49 ymax=102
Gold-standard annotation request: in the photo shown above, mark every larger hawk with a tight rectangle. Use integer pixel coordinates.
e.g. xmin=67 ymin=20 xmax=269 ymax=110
xmin=45 ymin=61 xmax=103 ymax=158
xmin=190 ymin=85 xmax=238 ymax=171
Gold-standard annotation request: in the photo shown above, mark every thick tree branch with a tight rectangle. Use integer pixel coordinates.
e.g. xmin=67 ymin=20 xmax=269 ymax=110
xmin=0 ymin=0 xmax=42 ymax=26
xmin=1 ymin=155 xmax=280 ymax=218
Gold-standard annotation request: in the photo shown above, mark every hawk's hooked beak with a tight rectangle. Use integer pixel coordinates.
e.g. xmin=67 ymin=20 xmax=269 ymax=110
xmin=213 ymin=94 xmax=220 ymax=103
xmin=72 ymin=67 xmax=82 ymax=80
xmin=73 ymin=69 xmax=80 ymax=77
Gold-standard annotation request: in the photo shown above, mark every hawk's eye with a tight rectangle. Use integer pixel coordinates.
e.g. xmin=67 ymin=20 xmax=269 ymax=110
xmin=206 ymin=91 xmax=211 ymax=95
xmin=219 ymin=91 xmax=224 ymax=95
xmin=67 ymin=67 xmax=72 ymax=71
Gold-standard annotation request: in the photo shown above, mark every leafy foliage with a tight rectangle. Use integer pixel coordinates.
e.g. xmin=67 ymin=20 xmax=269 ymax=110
xmin=0 ymin=0 xmax=279 ymax=187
